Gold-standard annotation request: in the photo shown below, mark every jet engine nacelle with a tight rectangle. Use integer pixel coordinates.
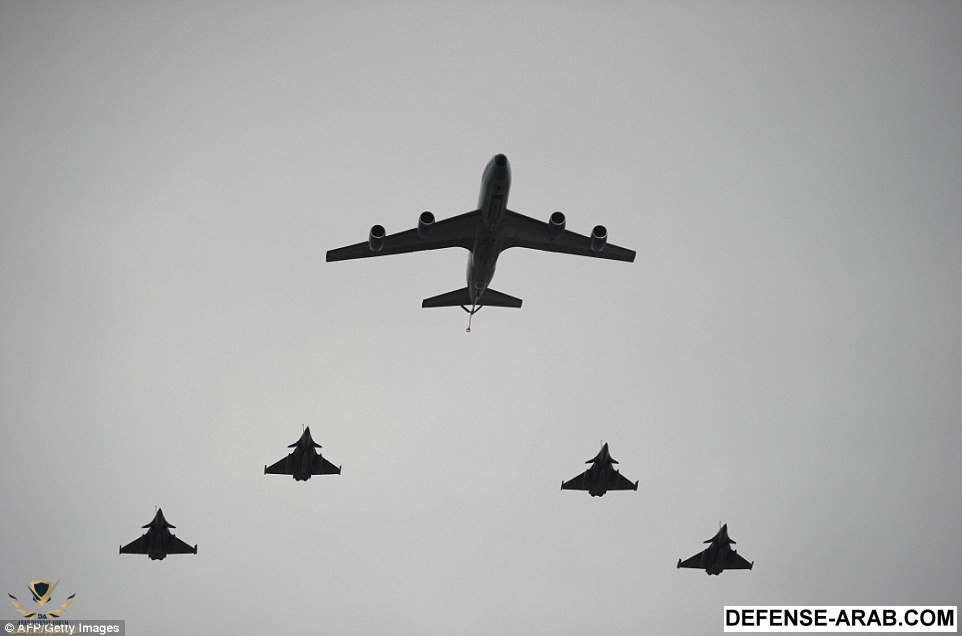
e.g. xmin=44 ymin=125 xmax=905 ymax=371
xmin=590 ymin=225 xmax=608 ymax=252
xmin=368 ymin=224 xmax=386 ymax=252
xmin=549 ymin=211 xmax=566 ymax=238
xmin=417 ymin=211 xmax=435 ymax=238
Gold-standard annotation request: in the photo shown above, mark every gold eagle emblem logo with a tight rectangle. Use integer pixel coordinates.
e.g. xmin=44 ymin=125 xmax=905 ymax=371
xmin=8 ymin=580 xmax=75 ymax=618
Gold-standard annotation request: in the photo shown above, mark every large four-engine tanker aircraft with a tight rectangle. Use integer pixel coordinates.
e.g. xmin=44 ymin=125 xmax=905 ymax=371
xmin=326 ymin=154 xmax=636 ymax=331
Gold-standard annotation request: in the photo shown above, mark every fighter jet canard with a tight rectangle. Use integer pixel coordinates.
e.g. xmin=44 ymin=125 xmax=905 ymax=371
xmin=677 ymin=523 xmax=754 ymax=575
xmin=560 ymin=442 xmax=639 ymax=497
xmin=264 ymin=426 xmax=341 ymax=482
xmin=119 ymin=508 xmax=197 ymax=561
xmin=326 ymin=154 xmax=636 ymax=332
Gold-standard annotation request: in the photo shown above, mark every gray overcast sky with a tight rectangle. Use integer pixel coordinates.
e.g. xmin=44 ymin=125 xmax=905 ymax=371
xmin=1 ymin=1 xmax=960 ymax=634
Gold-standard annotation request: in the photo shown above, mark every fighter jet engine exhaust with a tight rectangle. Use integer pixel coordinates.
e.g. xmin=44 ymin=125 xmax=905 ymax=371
xmin=549 ymin=211 xmax=566 ymax=238
xmin=368 ymin=225 xmax=386 ymax=252
xmin=417 ymin=211 xmax=435 ymax=238
xmin=590 ymin=225 xmax=608 ymax=252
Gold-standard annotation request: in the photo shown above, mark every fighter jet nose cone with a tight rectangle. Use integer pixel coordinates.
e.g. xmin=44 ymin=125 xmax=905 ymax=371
xmin=494 ymin=154 xmax=507 ymax=167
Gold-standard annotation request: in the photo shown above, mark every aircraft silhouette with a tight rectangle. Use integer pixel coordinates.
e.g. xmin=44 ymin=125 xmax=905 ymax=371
xmin=326 ymin=154 xmax=635 ymax=331
xmin=119 ymin=508 xmax=197 ymax=560
xmin=677 ymin=523 xmax=754 ymax=575
xmin=561 ymin=442 xmax=639 ymax=497
xmin=264 ymin=426 xmax=341 ymax=482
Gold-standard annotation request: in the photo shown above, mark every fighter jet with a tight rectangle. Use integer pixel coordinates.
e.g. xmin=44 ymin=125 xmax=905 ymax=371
xmin=677 ymin=523 xmax=754 ymax=575
xmin=119 ymin=508 xmax=197 ymax=561
xmin=561 ymin=442 xmax=639 ymax=497
xmin=326 ymin=154 xmax=635 ymax=331
xmin=264 ymin=426 xmax=341 ymax=482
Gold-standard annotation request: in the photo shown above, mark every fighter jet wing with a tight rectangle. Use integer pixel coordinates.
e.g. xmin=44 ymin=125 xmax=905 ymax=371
xmin=312 ymin=455 xmax=341 ymax=475
xmin=326 ymin=211 xmax=479 ymax=261
xmin=723 ymin=551 xmax=753 ymax=570
xmin=264 ymin=456 xmax=290 ymax=475
xmin=168 ymin=536 xmax=197 ymax=555
xmin=119 ymin=535 xmax=147 ymax=555
xmin=606 ymin=471 xmax=639 ymax=491
xmin=677 ymin=551 xmax=706 ymax=569
xmin=560 ymin=470 xmax=588 ymax=490
xmin=501 ymin=210 xmax=636 ymax=262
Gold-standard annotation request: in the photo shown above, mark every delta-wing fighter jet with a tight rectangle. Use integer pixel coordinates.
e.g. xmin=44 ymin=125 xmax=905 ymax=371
xmin=561 ymin=442 xmax=638 ymax=497
xmin=326 ymin=154 xmax=635 ymax=331
xmin=264 ymin=426 xmax=341 ymax=482
xmin=677 ymin=524 xmax=754 ymax=575
xmin=119 ymin=508 xmax=197 ymax=560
